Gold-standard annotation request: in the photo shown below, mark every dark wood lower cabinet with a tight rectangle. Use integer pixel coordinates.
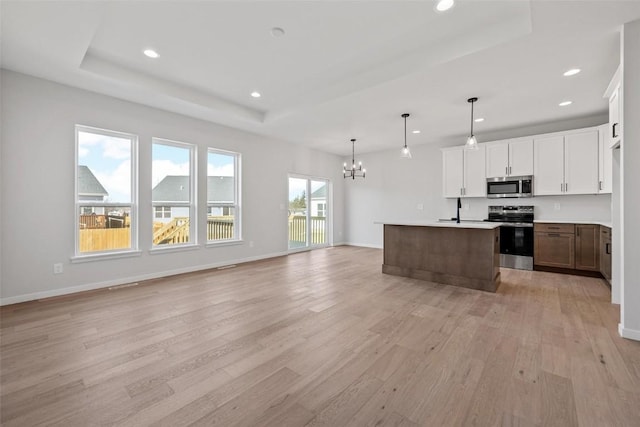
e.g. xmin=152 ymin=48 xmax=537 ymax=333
xmin=534 ymin=230 xmax=575 ymax=269
xmin=575 ymin=224 xmax=599 ymax=271
xmin=534 ymin=223 xmax=606 ymax=279
xmin=600 ymin=226 xmax=612 ymax=283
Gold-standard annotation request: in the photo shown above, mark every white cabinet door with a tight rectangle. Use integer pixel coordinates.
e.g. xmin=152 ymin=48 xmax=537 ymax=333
xmin=598 ymin=125 xmax=612 ymax=193
xmin=609 ymin=87 xmax=621 ymax=144
xmin=565 ymin=130 xmax=599 ymax=195
xmin=443 ymin=148 xmax=464 ymax=198
xmin=509 ymin=139 xmax=534 ymax=176
xmin=485 ymin=142 xmax=509 ymax=178
xmin=464 ymin=145 xmax=486 ymax=197
xmin=534 ymin=136 xmax=564 ymax=195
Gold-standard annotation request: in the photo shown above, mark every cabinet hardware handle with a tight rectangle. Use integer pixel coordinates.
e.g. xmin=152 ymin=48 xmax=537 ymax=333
xmin=549 ymin=233 xmax=561 ymax=237
xmin=509 ymin=166 xmax=512 ymax=175
xmin=561 ymin=183 xmax=563 ymax=192
xmin=599 ymin=181 xmax=603 ymax=191
xmin=606 ymin=242 xmax=611 ymax=255
xmin=612 ymin=123 xmax=619 ymax=138
xmin=506 ymin=166 xmax=508 ymax=175
xmin=565 ymin=183 xmax=568 ymax=192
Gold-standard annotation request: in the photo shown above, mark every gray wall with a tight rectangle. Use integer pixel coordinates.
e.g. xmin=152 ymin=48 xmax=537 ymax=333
xmin=0 ymin=70 xmax=345 ymax=303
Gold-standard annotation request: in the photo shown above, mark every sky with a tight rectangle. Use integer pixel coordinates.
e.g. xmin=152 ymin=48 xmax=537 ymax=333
xmin=78 ymin=131 xmax=235 ymax=203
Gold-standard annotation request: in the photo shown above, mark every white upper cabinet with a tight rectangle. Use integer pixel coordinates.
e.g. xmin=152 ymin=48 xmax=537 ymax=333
xmin=605 ymin=65 xmax=621 ymax=147
xmin=598 ymin=124 xmax=612 ymax=193
xmin=534 ymin=136 xmax=565 ymax=195
xmin=533 ymin=130 xmax=599 ymax=196
xmin=509 ymin=139 xmax=534 ymax=176
xmin=464 ymin=145 xmax=486 ymax=197
xmin=442 ymin=146 xmax=486 ymax=198
xmin=485 ymin=139 xmax=533 ymax=178
xmin=609 ymin=85 xmax=621 ymax=145
xmin=564 ymin=130 xmax=599 ymax=195
xmin=443 ymin=147 xmax=464 ymax=198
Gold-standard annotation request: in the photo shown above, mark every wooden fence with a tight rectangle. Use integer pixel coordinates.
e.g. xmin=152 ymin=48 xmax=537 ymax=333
xmin=79 ymin=228 xmax=130 ymax=252
xmin=79 ymin=214 xmax=129 ymax=229
xmin=289 ymin=216 xmax=326 ymax=244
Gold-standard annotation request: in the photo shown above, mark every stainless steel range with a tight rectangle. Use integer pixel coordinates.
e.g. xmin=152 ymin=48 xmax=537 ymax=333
xmin=486 ymin=206 xmax=534 ymax=271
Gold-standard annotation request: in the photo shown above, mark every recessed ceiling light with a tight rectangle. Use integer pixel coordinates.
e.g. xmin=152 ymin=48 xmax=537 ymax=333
xmin=563 ymin=68 xmax=581 ymax=76
xmin=559 ymin=101 xmax=573 ymax=107
xmin=474 ymin=118 xmax=485 ymax=123
xmin=143 ymin=49 xmax=159 ymax=59
xmin=435 ymin=0 xmax=455 ymax=12
xmin=251 ymin=91 xmax=261 ymax=98
xmin=271 ymin=27 xmax=285 ymax=37
xmin=412 ymin=130 xmax=421 ymax=134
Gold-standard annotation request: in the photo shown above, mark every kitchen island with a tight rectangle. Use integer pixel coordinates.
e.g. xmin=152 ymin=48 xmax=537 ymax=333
xmin=376 ymin=221 xmax=501 ymax=292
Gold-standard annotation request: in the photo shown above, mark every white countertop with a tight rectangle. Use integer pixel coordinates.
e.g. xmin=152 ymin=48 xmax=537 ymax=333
xmin=374 ymin=220 xmax=501 ymax=229
xmin=534 ymin=219 xmax=612 ymax=228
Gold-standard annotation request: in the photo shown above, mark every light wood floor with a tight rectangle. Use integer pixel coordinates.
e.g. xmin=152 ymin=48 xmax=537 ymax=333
xmin=1 ymin=246 xmax=639 ymax=426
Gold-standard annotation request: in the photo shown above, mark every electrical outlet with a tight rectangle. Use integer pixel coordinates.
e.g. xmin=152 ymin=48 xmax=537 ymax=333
xmin=554 ymin=203 xmax=561 ymax=211
xmin=416 ymin=203 xmax=424 ymax=210
xmin=53 ymin=263 xmax=63 ymax=274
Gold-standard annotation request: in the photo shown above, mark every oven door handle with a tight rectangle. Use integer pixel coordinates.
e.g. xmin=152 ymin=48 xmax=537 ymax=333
xmin=498 ymin=223 xmax=534 ymax=228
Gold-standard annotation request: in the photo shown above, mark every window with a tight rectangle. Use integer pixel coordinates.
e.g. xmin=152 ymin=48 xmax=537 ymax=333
xmin=152 ymin=139 xmax=196 ymax=247
xmin=75 ymin=125 xmax=137 ymax=255
xmin=154 ymin=206 xmax=171 ymax=219
xmin=207 ymin=149 xmax=240 ymax=242
xmin=317 ymin=203 xmax=326 ymax=217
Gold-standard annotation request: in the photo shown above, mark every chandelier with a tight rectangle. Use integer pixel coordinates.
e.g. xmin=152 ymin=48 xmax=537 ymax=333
xmin=343 ymin=138 xmax=366 ymax=179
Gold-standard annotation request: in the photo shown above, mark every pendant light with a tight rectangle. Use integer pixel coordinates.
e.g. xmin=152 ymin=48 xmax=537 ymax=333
xmin=343 ymin=139 xmax=366 ymax=180
xmin=400 ymin=113 xmax=412 ymax=159
xmin=465 ymin=97 xmax=479 ymax=150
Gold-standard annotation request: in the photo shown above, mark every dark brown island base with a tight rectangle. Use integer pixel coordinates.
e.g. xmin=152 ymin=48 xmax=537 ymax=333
xmin=379 ymin=221 xmax=501 ymax=292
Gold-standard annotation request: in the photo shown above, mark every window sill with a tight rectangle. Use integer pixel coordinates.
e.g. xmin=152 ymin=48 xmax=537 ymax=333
xmin=149 ymin=244 xmax=201 ymax=255
xmin=71 ymin=250 xmax=142 ymax=263
xmin=206 ymin=239 xmax=244 ymax=248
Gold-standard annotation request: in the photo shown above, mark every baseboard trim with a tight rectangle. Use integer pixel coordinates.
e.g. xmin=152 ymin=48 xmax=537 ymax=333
xmin=0 ymin=251 xmax=288 ymax=306
xmin=619 ymin=323 xmax=640 ymax=341
xmin=343 ymin=242 xmax=383 ymax=249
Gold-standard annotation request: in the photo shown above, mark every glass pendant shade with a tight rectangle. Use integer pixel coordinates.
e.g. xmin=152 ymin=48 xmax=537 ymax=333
xmin=465 ymin=135 xmax=478 ymax=150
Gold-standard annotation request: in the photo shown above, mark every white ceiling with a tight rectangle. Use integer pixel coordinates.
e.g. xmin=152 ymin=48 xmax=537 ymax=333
xmin=2 ymin=1 xmax=640 ymax=156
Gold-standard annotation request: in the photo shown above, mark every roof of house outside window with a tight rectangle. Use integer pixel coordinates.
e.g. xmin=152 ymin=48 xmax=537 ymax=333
xmin=78 ymin=165 xmax=108 ymax=199
xmin=153 ymin=176 xmax=234 ymax=202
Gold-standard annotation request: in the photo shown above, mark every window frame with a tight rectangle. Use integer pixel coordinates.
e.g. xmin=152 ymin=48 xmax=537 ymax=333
xmin=74 ymin=125 xmax=139 ymax=259
xmin=206 ymin=148 xmax=241 ymax=244
xmin=151 ymin=137 xmax=198 ymax=250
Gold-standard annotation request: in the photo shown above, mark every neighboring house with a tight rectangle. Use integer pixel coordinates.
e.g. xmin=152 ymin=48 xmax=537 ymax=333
xmin=310 ymin=185 xmax=327 ymax=217
xmin=78 ymin=165 xmax=108 ymax=214
xmin=152 ymin=175 xmax=234 ymax=223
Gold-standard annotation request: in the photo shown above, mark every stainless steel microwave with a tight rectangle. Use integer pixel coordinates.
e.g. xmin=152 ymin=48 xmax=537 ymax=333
xmin=486 ymin=175 xmax=533 ymax=198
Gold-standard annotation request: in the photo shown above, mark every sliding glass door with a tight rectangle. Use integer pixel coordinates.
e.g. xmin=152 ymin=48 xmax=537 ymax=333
xmin=288 ymin=176 xmax=329 ymax=251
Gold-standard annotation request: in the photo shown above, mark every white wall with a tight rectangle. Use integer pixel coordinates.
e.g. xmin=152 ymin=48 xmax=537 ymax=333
xmin=620 ymin=19 xmax=640 ymax=340
xmin=0 ymin=70 xmax=345 ymax=304
xmin=344 ymin=126 xmax=611 ymax=249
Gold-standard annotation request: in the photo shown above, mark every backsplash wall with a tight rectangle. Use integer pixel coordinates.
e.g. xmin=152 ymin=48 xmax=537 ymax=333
xmin=445 ymin=194 xmax=612 ymax=223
